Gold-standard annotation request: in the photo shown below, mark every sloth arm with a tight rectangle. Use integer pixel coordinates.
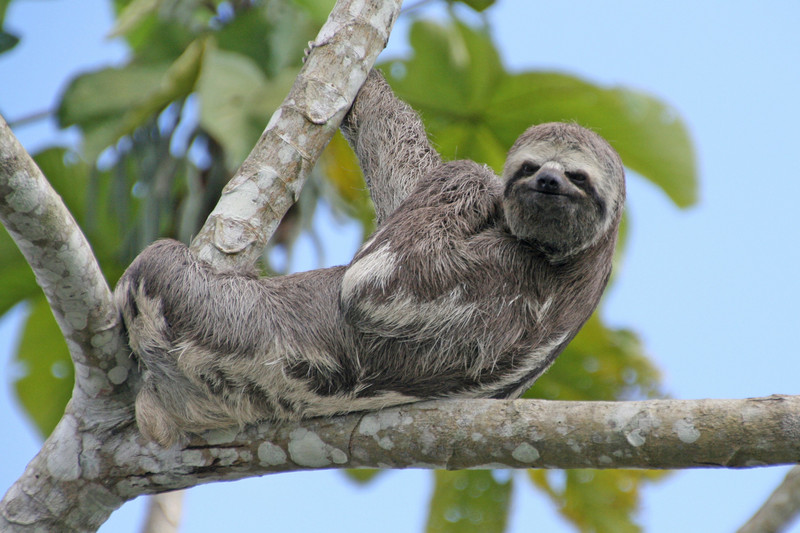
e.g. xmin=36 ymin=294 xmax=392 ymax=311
xmin=341 ymin=160 xmax=505 ymax=336
xmin=340 ymin=70 xmax=442 ymax=225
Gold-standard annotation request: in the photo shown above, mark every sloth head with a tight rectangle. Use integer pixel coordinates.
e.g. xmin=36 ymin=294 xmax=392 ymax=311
xmin=501 ymin=122 xmax=625 ymax=260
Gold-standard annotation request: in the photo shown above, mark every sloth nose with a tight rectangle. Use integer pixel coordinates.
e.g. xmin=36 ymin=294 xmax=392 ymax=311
xmin=534 ymin=170 xmax=564 ymax=193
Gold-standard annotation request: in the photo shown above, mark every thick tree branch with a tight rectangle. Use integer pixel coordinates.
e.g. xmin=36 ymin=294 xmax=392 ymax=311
xmin=738 ymin=466 xmax=800 ymax=533
xmin=0 ymin=113 xmax=130 ymax=402
xmin=191 ymin=0 xmax=402 ymax=268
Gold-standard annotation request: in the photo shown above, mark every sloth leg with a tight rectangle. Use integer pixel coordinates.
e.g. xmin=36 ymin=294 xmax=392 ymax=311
xmin=340 ymin=69 xmax=442 ymax=225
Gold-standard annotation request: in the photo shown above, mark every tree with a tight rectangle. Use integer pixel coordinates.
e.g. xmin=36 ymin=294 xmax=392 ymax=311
xmin=1 ymin=1 xmax=798 ymax=532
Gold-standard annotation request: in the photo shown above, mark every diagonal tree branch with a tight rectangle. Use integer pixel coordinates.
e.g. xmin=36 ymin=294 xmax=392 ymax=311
xmin=738 ymin=466 xmax=800 ymax=533
xmin=0 ymin=113 xmax=131 ymax=403
xmin=191 ymin=0 xmax=402 ymax=268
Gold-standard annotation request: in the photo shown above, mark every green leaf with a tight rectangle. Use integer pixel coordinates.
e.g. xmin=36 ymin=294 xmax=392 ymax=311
xmin=342 ymin=468 xmax=384 ymax=485
xmin=0 ymin=229 xmax=39 ymax=317
xmin=57 ymin=39 xmax=205 ymax=159
xmin=197 ymin=47 xmax=296 ymax=168
xmin=14 ymin=296 xmax=74 ymax=438
xmin=109 ymin=0 xmax=159 ymax=37
xmin=487 ymin=72 xmax=697 ymax=207
xmin=319 ymin=132 xmax=375 ymax=235
xmin=290 ymin=0 xmax=336 ymax=25
xmin=385 ymin=20 xmax=698 ymax=208
xmin=215 ymin=7 xmax=275 ymax=75
xmin=0 ymin=29 xmax=18 ymax=54
xmin=426 ymin=471 xmax=512 ymax=533
xmin=58 ymin=63 xmax=169 ymax=158
xmin=196 ymin=46 xmax=269 ymax=168
xmin=524 ymin=313 xmax=662 ymax=402
xmin=457 ymin=0 xmax=496 ymax=12
xmin=530 ymin=469 xmax=665 ymax=533
xmin=385 ymin=20 xmax=504 ymax=117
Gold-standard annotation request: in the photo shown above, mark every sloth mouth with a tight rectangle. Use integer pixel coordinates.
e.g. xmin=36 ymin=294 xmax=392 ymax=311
xmin=532 ymin=189 xmax=567 ymax=197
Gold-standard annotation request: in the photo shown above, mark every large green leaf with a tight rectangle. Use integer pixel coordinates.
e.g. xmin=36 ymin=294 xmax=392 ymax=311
xmin=487 ymin=72 xmax=697 ymax=207
xmin=109 ymin=0 xmax=159 ymax=37
xmin=524 ymin=313 xmax=662 ymax=402
xmin=386 ymin=20 xmax=504 ymax=118
xmin=197 ymin=46 xmax=296 ymax=168
xmin=0 ymin=29 xmax=18 ymax=54
xmin=530 ymin=469 xmax=664 ymax=533
xmin=216 ymin=2 xmax=317 ymax=77
xmin=13 ymin=296 xmax=74 ymax=438
xmin=291 ymin=0 xmax=337 ymax=25
xmin=57 ymin=38 xmax=205 ymax=159
xmin=58 ymin=63 xmax=168 ymax=158
xmin=384 ymin=20 xmax=697 ymax=208
xmin=426 ymin=471 xmax=512 ymax=533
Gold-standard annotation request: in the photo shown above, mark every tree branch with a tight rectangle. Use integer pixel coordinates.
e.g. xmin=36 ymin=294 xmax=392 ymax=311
xmin=0 ymin=113 xmax=130 ymax=402
xmin=5 ymin=388 xmax=800 ymax=532
xmin=191 ymin=0 xmax=402 ymax=268
xmin=738 ymin=466 xmax=800 ymax=533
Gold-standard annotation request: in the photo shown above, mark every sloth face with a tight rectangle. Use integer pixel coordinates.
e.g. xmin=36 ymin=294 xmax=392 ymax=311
xmin=501 ymin=123 xmax=625 ymax=259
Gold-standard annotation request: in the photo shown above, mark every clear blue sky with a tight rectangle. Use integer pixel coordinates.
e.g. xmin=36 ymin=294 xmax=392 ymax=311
xmin=1 ymin=1 xmax=799 ymax=531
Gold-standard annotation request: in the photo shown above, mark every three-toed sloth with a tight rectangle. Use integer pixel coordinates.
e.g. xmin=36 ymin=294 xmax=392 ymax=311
xmin=115 ymin=70 xmax=625 ymax=446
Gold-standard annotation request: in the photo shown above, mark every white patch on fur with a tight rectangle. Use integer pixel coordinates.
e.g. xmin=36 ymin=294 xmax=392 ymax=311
xmin=353 ymin=286 xmax=480 ymax=339
xmin=473 ymin=330 xmax=570 ymax=398
xmin=340 ymin=242 xmax=398 ymax=302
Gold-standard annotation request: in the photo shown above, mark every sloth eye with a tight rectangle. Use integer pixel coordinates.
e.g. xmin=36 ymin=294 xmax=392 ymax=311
xmin=520 ymin=162 xmax=540 ymax=176
xmin=566 ymin=171 xmax=588 ymax=185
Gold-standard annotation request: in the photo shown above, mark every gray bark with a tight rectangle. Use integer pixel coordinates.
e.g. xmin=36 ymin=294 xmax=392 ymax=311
xmin=190 ymin=0 xmax=401 ymax=269
xmin=738 ymin=466 xmax=800 ymax=533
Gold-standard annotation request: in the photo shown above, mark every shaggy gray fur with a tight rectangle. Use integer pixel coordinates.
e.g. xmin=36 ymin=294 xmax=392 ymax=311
xmin=115 ymin=70 xmax=625 ymax=446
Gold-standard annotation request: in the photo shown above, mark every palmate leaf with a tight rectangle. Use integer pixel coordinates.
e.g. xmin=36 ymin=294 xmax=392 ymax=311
xmin=384 ymin=20 xmax=697 ymax=207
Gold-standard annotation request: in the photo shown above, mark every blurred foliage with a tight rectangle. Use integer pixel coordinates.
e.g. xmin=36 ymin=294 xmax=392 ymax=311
xmin=0 ymin=0 xmax=18 ymax=53
xmin=530 ymin=469 xmax=664 ymax=533
xmin=426 ymin=471 xmax=512 ymax=533
xmin=1 ymin=0 xmax=697 ymax=530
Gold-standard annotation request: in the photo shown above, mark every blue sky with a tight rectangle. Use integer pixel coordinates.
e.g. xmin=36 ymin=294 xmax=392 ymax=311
xmin=1 ymin=1 xmax=799 ymax=532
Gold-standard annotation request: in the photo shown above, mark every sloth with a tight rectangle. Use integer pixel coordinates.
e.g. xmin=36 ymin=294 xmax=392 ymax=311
xmin=115 ymin=70 xmax=625 ymax=446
